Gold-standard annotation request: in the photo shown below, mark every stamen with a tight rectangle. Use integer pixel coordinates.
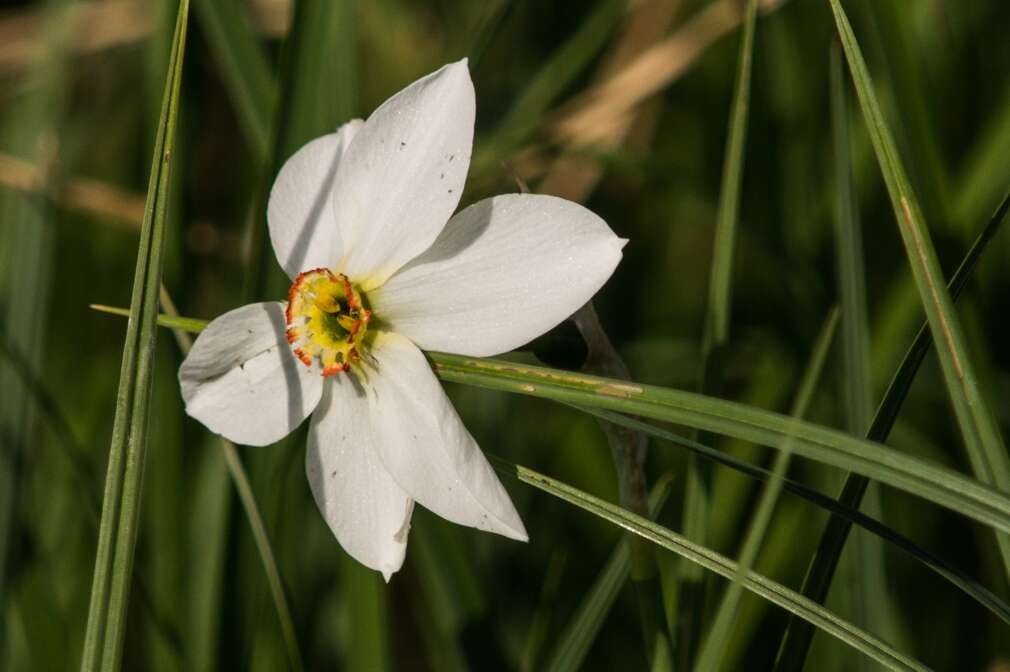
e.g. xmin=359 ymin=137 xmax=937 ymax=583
xmin=285 ymin=268 xmax=371 ymax=375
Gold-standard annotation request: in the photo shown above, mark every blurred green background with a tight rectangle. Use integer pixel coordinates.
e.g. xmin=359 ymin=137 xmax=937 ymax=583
xmin=3 ymin=0 xmax=1010 ymax=669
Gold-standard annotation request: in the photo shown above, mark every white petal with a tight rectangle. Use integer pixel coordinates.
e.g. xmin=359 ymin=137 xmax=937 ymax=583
xmin=268 ymin=120 xmax=362 ymax=278
xmin=364 ymin=332 xmax=527 ymax=541
xmin=372 ymin=194 xmax=625 ymax=357
xmin=332 ymin=60 xmax=475 ymax=288
xmin=306 ymin=376 xmax=413 ymax=580
xmin=179 ymin=302 xmax=323 ymax=446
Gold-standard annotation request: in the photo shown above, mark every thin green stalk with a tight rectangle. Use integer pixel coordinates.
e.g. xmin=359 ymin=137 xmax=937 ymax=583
xmin=81 ymin=3 xmax=189 ymax=670
xmin=776 ymin=185 xmax=1010 ymax=671
xmin=830 ymin=0 xmax=1010 ymax=583
xmin=696 ymin=309 xmax=838 ymax=671
xmin=494 ymin=459 xmax=928 ymax=672
xmin=682 ymin=0 xmax=759 ymax=660
xmin=93 ymin=304 xmax=1010 ymax=554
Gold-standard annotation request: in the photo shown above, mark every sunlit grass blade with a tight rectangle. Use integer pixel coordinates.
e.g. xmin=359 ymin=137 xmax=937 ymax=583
xmin=192 ymin=0 xmax=276 ymax=163
xmin=493 ymin=459 xmax=928 ymax=672
xmin=543 ymin=475 xmax=674 ymax=672
xmin=777 ymin=184 xmax=1010 ymax=671
xmin=829 ymin=0 xmax=1010 ymax=582
xmin=697 ymin=309 xmax=837 ymax=670
xmin=91 ymin=302 xmax=1010 ymax=541
xmin=681 ymin=0 xmax=759 ymax=658
xmin=828 ymin=0 xmax=1010 ymax=614
xmin=572 ymin=405 xmax=1010 ymax=628
xmin=79 ymin=3 xmax=189 ymax=670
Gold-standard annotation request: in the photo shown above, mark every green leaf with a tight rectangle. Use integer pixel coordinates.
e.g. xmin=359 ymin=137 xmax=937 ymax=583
xmin=495 ymin=459 xmax=928 ymax=672
xmin=776 ymin=182 xmax=1010 ymax=671
xmin=80 ymin=2 xmax=190 ymax=670
xmin=543 ymin=475 xmax=674 ymax=672
xmin=697 ymin=309 xmax=838 ymax=671
xmin=830 ymin=0 xmax=1010 ymax=583
xmin=90 ymin=304 xmax=1010 ymax=544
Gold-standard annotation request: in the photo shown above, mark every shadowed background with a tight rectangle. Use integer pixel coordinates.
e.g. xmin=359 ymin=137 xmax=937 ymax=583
xmin=2 ymin=0 xmax=1010 ymax=669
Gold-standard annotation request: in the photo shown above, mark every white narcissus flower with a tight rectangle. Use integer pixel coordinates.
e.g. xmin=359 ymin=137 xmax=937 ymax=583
xmin=179 ymin=59 xmax=625 ymax=580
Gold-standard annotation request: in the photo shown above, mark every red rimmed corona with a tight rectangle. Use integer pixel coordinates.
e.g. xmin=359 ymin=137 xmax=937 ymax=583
xmin=285 ymin=268 xmax=372 ymax=376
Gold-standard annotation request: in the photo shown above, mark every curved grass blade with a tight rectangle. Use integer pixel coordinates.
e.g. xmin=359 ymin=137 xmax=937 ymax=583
xmin=829 ymin=0 xmax=1010 ymax=582
xmin=696 ymin=309 xmax=837 ymax=671
xmin=80 ymin=3 xmax=190 ymax=670
xmin=543 ymin=474 xmax=675 ymax=672
xmin=572 ymin=405 xmax=1010 ymax=629
xmin=91 ymin=303 xmax=1010 ymax=542
xmin=493 ymin=459 xmax=929 ymax=672
xmin=777 ymin=185 xmax=1010 ymax=671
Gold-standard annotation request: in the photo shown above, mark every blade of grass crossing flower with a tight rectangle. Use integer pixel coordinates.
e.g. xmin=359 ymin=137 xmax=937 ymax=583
xmin=90 ymin=306 xmax=1010 ymax=542
xmin=827 ymin=39 xmax=900 ymax=661
xmin=80 ymin=3 xmax=189 ymax=670
xmin=776 ymin=185 xmax=1010 ymax=672
xmin=830 ymin=0 xmax=1010 ymax=584
xmin=192 ymin=0 xmax=276 ymax=163
xmin=573 ymin=405 xmax=1010 ymax=628
xmin=543 ymin=475 xmax=675 ymax=672
xmin=682 ymin=0 xmax=759 ymax=660
xmin=492 ymin=459 xmax=928 ymax=672
xmin=696 ymin=309 xmax=838 ymax=671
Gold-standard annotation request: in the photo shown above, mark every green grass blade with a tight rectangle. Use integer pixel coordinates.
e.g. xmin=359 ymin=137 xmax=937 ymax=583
xmin=543 ymin=475 xmax=674 ymax=672
xmin=93 ymin=302 xmax=1010 ymax=541
xmin=705 ymin=0 xmax=758 ymax=352
xmin=573 ymin=405 xmax=1010 ymax=629
xmin=829 ymin=0 xmax=1010 ymax=580
xmin=776 ymin=184 xmax=1010 ymax=672
xmin=827 ymin=38 xmax=898 ymax=661
xmin=696 ymin=309 xmax=838 ymax=671
xmin=495 ymin=459 xmax=928 ymax=672
xmin=681 ymin=0 xmax=759 ymax=658
xmin=80 ymin=3 xmax=190 ymax=670
xmin=192 ymin=0 xmax=276 ymax=163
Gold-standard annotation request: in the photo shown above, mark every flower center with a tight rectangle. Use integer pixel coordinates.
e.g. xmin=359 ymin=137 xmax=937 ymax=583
xmin=285 ymin=268 xmax=371 ymax=376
